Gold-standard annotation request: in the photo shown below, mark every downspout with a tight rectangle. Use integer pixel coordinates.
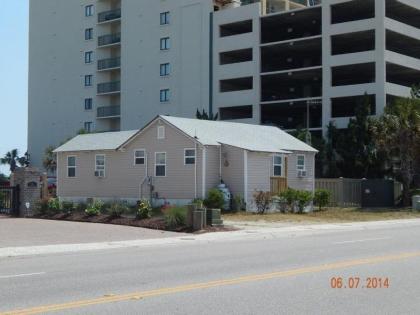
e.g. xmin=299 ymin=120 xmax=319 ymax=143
xmin=219 ymin=145 xmax=222 ymax=182
xmin=202 ymin=146 xmax=207 ymax=199
xmin=209 ymin=12 xmax=214 ymax=116
xmin=194 ymin=142 xmax=197 ymax=199
xmin=244 ymin=150 xmax=248 ymax=210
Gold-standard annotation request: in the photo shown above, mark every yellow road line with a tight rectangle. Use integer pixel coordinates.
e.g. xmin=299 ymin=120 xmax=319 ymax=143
xmin=3 ymin=251 xmax=420 ymax=315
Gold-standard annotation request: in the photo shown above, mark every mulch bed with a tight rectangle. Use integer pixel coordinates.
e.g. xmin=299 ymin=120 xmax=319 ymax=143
xmin=33 ymin=213 xmax=237 ymax=234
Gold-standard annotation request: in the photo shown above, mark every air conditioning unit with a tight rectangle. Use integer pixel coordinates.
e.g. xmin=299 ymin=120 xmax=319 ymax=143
xmin=298 ymin=170 xmax=307 ymax=178
xmin=94 ymin=171 xmax=104 ymax=178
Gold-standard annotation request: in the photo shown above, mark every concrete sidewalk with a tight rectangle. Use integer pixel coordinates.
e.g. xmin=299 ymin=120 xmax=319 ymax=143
xmin=0 ymin=218 xmax=184 ymax=248
xmin=1 ymin=218 xmax=420 ymax=259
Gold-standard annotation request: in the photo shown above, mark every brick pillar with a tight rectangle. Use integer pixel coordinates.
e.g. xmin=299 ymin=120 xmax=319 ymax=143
xmin=10 ymin=167 xmax=46 ymax=217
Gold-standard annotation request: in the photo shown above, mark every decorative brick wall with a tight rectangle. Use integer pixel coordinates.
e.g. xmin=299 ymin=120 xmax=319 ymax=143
xmin=10 ymin=167 xmax=47 ymax=217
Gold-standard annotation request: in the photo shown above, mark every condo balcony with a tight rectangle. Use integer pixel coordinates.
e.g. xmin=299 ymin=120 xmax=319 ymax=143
xmin=97 ymin=57 xmax=121 ymax=71
xmin=98 ymin=8 xmax=121 ymax=24
xmin=97 ymin=81 xmax=121 ymax=95
xmin=98 ymin=33 xmax=121 ymax=47
xmin=97 ymin=105 xmax=121 ymax=119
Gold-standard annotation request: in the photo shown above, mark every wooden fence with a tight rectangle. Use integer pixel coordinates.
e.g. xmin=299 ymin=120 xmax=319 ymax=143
xmin=270 ymin=177 xmax=288 ymax=195
xmin=315 ymin=178 xmax=362 ymax=207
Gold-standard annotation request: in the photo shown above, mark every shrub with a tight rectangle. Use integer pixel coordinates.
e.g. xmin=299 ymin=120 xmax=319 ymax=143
xmin=60 ymin=201 xmax=74 ymax=214
xmin=279 ymin=188 xmax=299 ymax=213
xmin=34 ymin=199 xmax=50 ymax=216
xmin=253 ymin=191 xmax=272 ymax=214
xmin=232 ymin=195 xmax=246 ymax=212
xmin=47 ymin=198 xmax=60 ymax=215
xmin=204 ymin=188 xmax=225 ymax=209
xmin=296 ymin=190 xmax=313 ymax=214
xmin=136 ymin=199 xmax=152 ymax=220
xmin=74 ymin=202 xmax=87 ymax=213
xmin=313 ymin=189 xmax=331 ymax=212
xmin=85 ymin=200 xmax=103 ymax=217
xmin=191 ymin=198 xmax=204 ymax=208
xmin=108 ymin=202 xmax=129 ymax=218
xmin=164 ymin=206 xmax=187 ymax=228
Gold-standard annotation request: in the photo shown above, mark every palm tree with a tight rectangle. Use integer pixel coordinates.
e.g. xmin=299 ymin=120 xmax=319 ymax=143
xmin=43 ymin=146 xmax=57 ymax=174
xmin=196 ymin=109 xmax=218 ymax=121
xmin=0 ymin=149 xmax=20 ymax=172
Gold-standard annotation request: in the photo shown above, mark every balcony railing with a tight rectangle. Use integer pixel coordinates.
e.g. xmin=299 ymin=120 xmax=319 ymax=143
xmin=97 ymin=81 xmax=121 ymax=94
xmin=98 ymin=8 xmax=121 ymax=23
xmin=98 ymin=33 xmax=121 ymax=47
xmin=97 ymin=105 xmax=121 ymax=118
xmin=98 ymin=57 xmax=121 ymax=71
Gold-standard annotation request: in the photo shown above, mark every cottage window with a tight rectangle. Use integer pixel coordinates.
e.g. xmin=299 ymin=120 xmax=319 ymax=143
xmin=157 ymin=126 xmax=165 ymax=139
xmin=184 ymin=149 xmax=196 ymax=165
xmin=273 ymin=155 xmax=282 ymax=177
xmin=95 ymin=155 xmax=106 ymax=177
xmin=155 ymin=152 xmax=166 ymax=177
xmin=134 ymin=150 xmax=145 ymax=165
xmin=67 ymin=156 xmax=76 ymax=178
xmin=297 ymin=155 xmax=306 ymax=171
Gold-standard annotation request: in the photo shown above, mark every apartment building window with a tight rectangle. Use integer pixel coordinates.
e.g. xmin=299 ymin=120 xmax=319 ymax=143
xmin=160 ymin=12 xmax=170 ymax=25
xmin=85 ymin=5 xmax=94 ymax=17
xmin=67 ymin=156 xmax=76 ymax=178
xmin=84 ymin=98 xmax=93 ymax=110
xmin=184 ymin=149 xmax=196 ymax=165
xmin=95 ymin=155 xmax=106 ymax=177
xmin=273 ymin=155 xmax=283 ymax=177
xmin=160 ymin=63 xmax=170 ymax=76
xmin=85 ymin=51 xmax=93 ymax=64
xmin=84 ymin=75 xmax=93 ymax=87
xmin=85 ymin=28 xmax=93 ymax=40
xmin=160 ymin=89 xmax=170 ymax=102
xmin=155 ymin=152 xmax=166 ymax=177
xmin=134 ymin=150 xmax=146 ymax=165
xmin=84 ymin=121 xmax=93 ymax=132
xmin=160 ymin=37 xmax=170 ymax=50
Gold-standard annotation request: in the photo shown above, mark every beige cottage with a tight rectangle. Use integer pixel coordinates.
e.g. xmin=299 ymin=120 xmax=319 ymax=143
xmin=54 ymin=116 xmax=317 ymax=211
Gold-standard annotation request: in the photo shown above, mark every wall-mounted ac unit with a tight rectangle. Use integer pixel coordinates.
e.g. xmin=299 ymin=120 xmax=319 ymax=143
xmin=298 ymin=170 xmax=307 ymax=178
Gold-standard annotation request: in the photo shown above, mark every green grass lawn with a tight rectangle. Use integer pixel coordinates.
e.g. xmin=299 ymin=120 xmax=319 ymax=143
xmin=223 ymin=207 xmax=420 ymax=224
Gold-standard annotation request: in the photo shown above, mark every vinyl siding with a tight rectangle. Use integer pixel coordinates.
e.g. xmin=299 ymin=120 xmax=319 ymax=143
xmin=221 ymin=145 xmax=244 ymax=199
xmin=247 ymin=151 xmax=271 ymax=208
xmin=205 ymin=146 xmax=221 ymax=195
xmin=287 ymin=151 xmax=316 ymax=192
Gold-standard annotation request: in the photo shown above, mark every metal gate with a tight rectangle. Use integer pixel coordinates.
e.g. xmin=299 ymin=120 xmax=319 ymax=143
xmin=0 ymin=185 xmax=20 ymax=216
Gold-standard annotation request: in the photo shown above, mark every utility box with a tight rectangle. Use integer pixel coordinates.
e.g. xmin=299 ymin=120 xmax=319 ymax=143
xmin=361 ymin=179 xmax=395 ymax=208
xmin=206 ymin=209 xmax=223 ymax=226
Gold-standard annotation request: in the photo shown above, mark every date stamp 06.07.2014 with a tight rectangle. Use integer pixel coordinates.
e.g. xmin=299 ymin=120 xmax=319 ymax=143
xmin=330 ymin=277 xmax=390 ymax=289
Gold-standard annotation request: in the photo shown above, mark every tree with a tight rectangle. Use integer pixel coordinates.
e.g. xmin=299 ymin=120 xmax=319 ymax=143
xmin=1 ymin=149 xmax=21 ymax=172
xmin=18 ymin=152 xmax=31 ymax=167
xmin=43 ymin=146 xmax=57 ymax=174
xmin=196 ymin=109 xmax=218 ymax=121
xmin=0 ymin=173 xmax=8 ymax=184
xmin=335 ymin=94 xmax=383 ymax=178
xmin=322 ymin=122 xmax=341 ymax=178
xmin=373 ymin=90 xmax=420 ymax=206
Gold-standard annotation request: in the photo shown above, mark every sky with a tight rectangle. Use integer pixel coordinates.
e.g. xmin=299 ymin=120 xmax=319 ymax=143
xmin=0 ymin=0 xmax=29 ymax=175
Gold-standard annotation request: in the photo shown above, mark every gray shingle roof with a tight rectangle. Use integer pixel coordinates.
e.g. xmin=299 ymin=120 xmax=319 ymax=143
xmin=53 ymin=130 xmax=138 ymax=153
xmin=160 ymin=116 xmax=317 ymax=153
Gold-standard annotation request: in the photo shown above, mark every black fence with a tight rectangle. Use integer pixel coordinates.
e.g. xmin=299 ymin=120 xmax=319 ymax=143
xmin=0 ymin=185 xmax=20 ymax=216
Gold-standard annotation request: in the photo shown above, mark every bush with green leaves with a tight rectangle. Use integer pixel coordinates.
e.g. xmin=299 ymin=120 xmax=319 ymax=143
xmin=191 ymin=198 xmax=204 ymax=208
xmin=60 ymin=201 xmax=74 ymax=214
xmin=164 ymin=206 xmax=187 ymax=228
xmin=313 ymin=189 xmax=331 ymax=211
xmin=34 ymin=199 xmax=50 ymax=216
xmin=253 ymin=191 xmax=272 ymax=214
xmin=204 ymin=188 xmax=225 ymax=209
xmin=47 ymin=198 xmax=60 ymax=215
xmin=108 ymin=202 xmax=129 ymax=218
xmin=232 ymin=194 xmax=246 ymax=212
xmin=85 ymin=200 xmax=103 ymax=217
xmin=73 ymin=202 xmax=87 ymax=213
xmin=136 ymin=199 xmax=152 ymax=220
xmin=296 ymin=190 xmax=313 ymax=214
xmin=279 ymin=188 xmax=299 ymax=213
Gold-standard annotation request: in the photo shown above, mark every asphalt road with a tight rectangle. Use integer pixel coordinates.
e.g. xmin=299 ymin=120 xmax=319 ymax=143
xmin=1 ymin=222 xmax=420 ymax=314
